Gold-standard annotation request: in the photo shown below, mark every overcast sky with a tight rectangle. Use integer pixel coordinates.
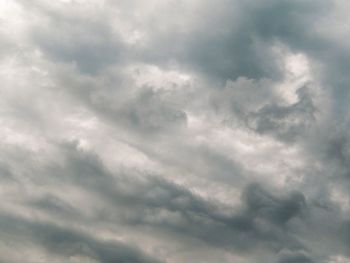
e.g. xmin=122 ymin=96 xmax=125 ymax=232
xmin=1 ymin=0 xmax=350 ymax=262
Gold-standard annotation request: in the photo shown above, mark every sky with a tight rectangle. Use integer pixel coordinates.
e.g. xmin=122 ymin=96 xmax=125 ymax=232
xmin=1 ymin=0 xmax=350 ymax=262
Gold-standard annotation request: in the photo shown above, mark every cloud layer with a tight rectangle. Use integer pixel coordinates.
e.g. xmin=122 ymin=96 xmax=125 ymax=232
xmin=1 ymin=0 xmax=350 ymax=262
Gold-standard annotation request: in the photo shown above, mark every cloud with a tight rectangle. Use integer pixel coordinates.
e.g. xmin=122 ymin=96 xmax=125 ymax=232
xmin=0 ymin=213 xmax=163 ymax=263
xmin=245 ymin=86 xmax=316 ymax=142
xmin=277 ymin=250 xmax=315 ymax=263
xmin=1 ymin=0 xmax=350 ymax=262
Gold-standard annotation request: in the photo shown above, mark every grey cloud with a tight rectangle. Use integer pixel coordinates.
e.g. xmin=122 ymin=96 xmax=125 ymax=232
xmin=27 ymin=0 xmax=328 ymax=81
xmin=302 ymin=122 xmax=350 ymax=183
xmin=247 ymin=0 xmax=350 ymax=118
xmin=34 ymin=27 xmax=123 ymax=75
xmin=339 ymin=221 xmax=350 ymax=254
xmin=124 ymin=179 xmax=308 ymax=253
xmin=29 ymin=194 xmax=82 ymax=219
xmin=136 ymin=1 xmax=282 ymax=81
xmin=109 ymin=88 xmax=187 ymax=134
xmin=0 ymin=213 xmax=162 ymax=263
xmin=132 ymin=0 xmax=330 ymax=82
xmin=32 ymin=14 xmax=124 ymax=74
xmin=0 ymin=163 xmax=13 ymax=181
xmin=16 ymin=0 xmax=128 ymax=75
xmin=277 ymin=250 xmax=315 ymax=263
xmin=0 ymin=142 xmax=310 ymax=261
xmin=0 ymin=126 xmax=348 ymax=262
xmin=1 ymin=0 xmax=350 ymax=262
xmin=212 ymin=80 xmax=316 ymax=143
xmin=246 ymin=86 xmax=315 ymax=142
xmin=47 ymin=65 xmax=188 ymax=137
xmin=243 ymin=183 xmax=306 ymax=226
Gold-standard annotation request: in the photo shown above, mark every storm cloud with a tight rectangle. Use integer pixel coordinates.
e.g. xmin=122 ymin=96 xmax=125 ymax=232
xmin=1 ymin=0 xmax=350 ymax=262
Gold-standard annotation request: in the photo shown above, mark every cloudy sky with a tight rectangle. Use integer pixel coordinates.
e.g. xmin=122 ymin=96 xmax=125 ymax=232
xmin=1 ymin=0 xmax=350 ymax=262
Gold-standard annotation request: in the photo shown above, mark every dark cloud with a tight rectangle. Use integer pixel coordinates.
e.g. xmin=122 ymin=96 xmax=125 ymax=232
xmin=0 ymin=213 xmax=162 ymax=263
xmin=246 ymin=86 xmax=316 ymax=142
xmin=28 ymin=3 xmax=125 ymax=74
xmin=277 ymin=250 xmax=315 ymax=263
xmin=243 ymin=183 xmax=306 ymax=226
xmin=0 ymin=142 xmax=312 ymax=261
xmin=1 ymin=0 xmax=350 ymax=262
